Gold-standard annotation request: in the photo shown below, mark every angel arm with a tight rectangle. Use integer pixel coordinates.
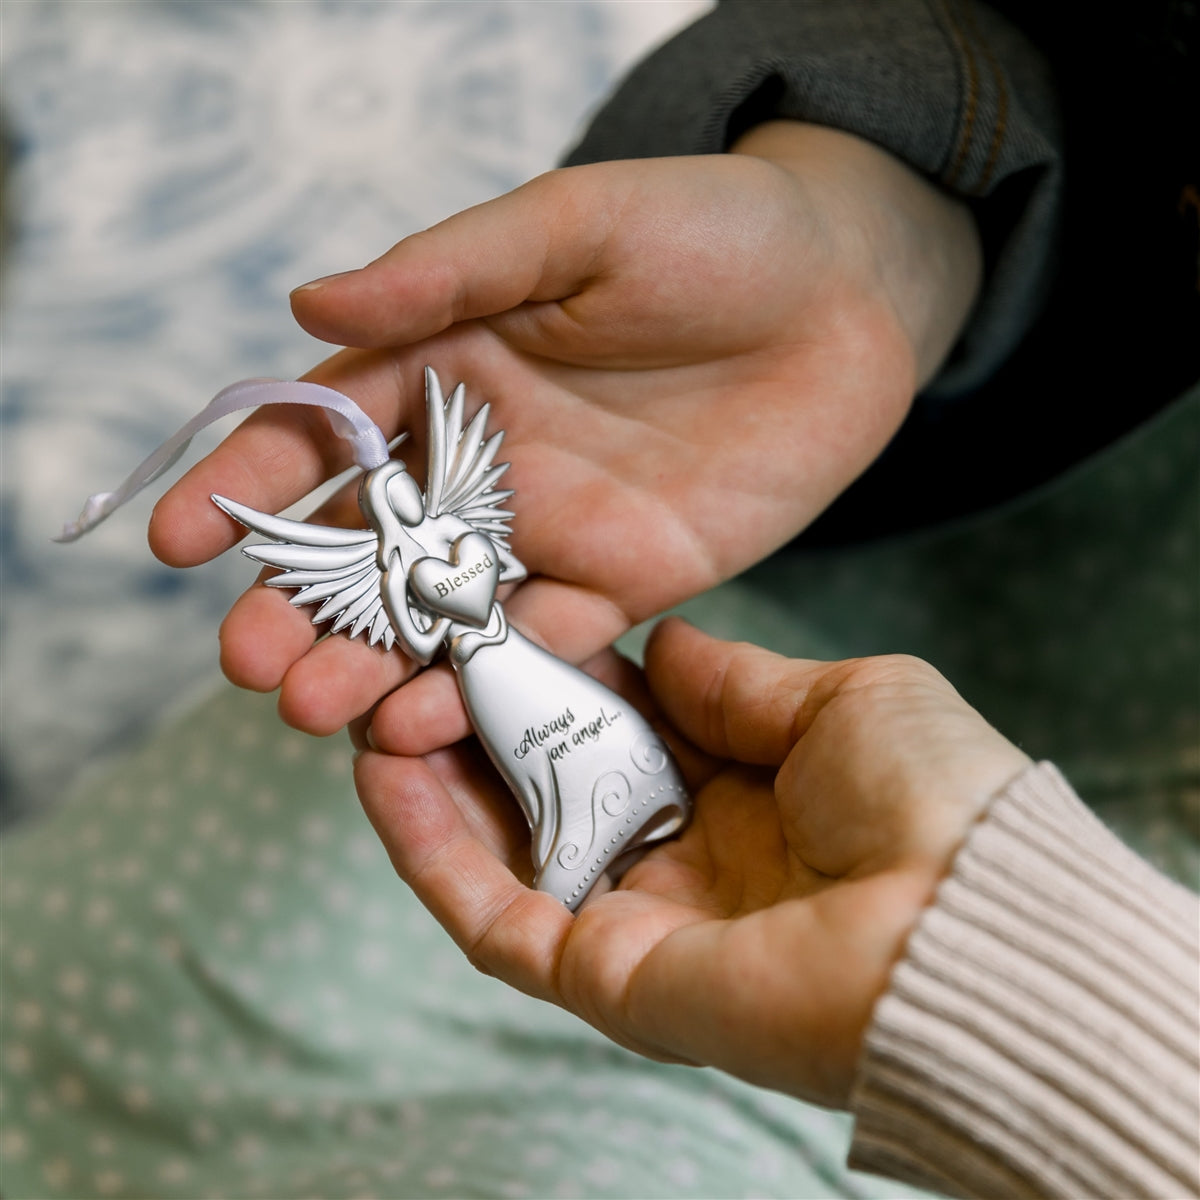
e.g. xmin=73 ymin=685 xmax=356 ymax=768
xmin=378 ymin=550 xmax=450 ymax=666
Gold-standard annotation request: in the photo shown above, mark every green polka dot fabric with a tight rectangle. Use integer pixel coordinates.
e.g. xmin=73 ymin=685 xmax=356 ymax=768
xmin=2 ymin=391 xmax=1195 ymax=1199
xmin=0 ymin=685 xmax=930 ymax=1200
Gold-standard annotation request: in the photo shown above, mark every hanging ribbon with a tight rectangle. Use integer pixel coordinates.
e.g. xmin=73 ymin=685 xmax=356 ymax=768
xmin=54 ymin=379 xmax=392 ymax=543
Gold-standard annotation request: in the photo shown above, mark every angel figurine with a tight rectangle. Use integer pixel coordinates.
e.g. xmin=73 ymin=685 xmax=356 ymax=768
xmin=210 ymin=369 xmax=691 ymax=910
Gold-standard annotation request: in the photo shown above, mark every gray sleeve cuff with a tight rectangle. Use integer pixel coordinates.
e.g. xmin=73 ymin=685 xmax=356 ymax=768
xmin=564 ymin=0 xmax=1062 ymax=396
xmin=848 ymin=762 xmax=1200 ymax=1200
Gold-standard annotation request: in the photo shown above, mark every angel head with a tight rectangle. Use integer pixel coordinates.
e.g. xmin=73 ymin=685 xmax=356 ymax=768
xmin=361 ymin=460 xmax=425 ymax=545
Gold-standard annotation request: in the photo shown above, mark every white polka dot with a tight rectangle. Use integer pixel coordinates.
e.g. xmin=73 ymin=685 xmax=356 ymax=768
xmin=241 ymin=884 xmax=273 ymax=915
xmin=84 ymin=1033 xmax=113 ymax=1062
xmin=94 ymin=1168 xmax=125 ymax=1195
xmin=192 ymin=811 xmax=222 ymax=840
xmin=327 ymin=1022 xmax=359 ymax=1049
xmin=231 ymin=968 xmax=263 ymax=996
xmin=347 ymin=834 xmax=378 ymax=865
xmin=292 ymin=919 xmax=325 ymax=954
xmin=424 ymin=1165 xmax=457 ymax=1190
xmin=55 ymin=1074 xmax=87 ymax=1105
xmin=347 ymin=1107 xmax=377 ymax=1138
xmin=85 ymin=896 xmax=116 ymax=926
xmin=583 ymin=1157 xmax=620 ymax=1187
xmin=158 ymin=1158 xmax=192 ymax=1184
xmin=0 ymin=1126 xmax=28 ymax=1157
xmin=219 ymin=767 xmax=247 ymax=793
xmin=106 ymin=981 xmax=139 ymax=1013
xmin=177 ymin=848 xmax=204 ymax=874
xmin=233 ymin=1135 xmax=264 ymax=1164
xmin=77 ymin=822 xmax=104 ymax=849
xmin=303 ymin=815 xmax=332 ymax=844
xmin=123 ymin=1083 xmax=152 ymax=1112
xmin=219 ymin=922 xmax=244 ymax=946
xmin=318 ymin=984 xmax=348 ymax=1010
xmin=172 ymin=1052 xmax=201 ymax=1077
xmin=156 ymin=935 xmax=184 ymax=962
xmin=255 ymin=843 xmax=285 ymax=871
xmin=13 ymin=1001 xmax=44 ymax=1030
xmin=9 ymin=944 xmax=37 ymax=971
xmin=234 ymin=724 xmax=262 ymax=749
xmin=43 ymin=1157 xmax=73 ymax=1188
xmin=184 ymin=752 xmax=212 ymax=782
xmin=190 ymin=1118 xmax=217 ymax=1146
xmin=278 ymin=737 xmax=307 ymax=763
xmin=666 ymin=1157 xmax=700 ymax=1187
xmin=4 ymin=1043 xmax=33 ymax=1075
xmin=141 ymin=820 xmax=167 ymax=845
xmin=116 ymin=856 xmax=145 ymax=884
xmin=221 ymin=1039 xmax=247 ymax=1065
xmin=251 ymin=786 xmax=278 ymax=812
xmin=55 ymin=1011 xmax=82 ymax=1037
xmin=148 ymin=783 xmax=173 ymax=810
xmin=324 ymin=747 xmax=350 ymax=776
xmin=355 ymin=941 xmax=390 ymax=976
xmin=220 ymin=836 xmax=245 ymax=860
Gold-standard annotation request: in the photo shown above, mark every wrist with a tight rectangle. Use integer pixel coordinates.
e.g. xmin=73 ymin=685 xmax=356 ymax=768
xmin=731 ymin=121 xmax=982 ymax=389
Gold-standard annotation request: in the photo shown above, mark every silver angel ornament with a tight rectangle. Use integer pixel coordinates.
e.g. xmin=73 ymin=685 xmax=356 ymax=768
xmin=212 ymin=369 xmax=691 ymax=910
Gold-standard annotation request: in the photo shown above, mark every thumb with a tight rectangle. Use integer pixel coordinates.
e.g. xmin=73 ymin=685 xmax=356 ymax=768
xmin=290 ymin=167 xmax=618 ymax=348
xmin=643 ymin=618 xmax=845 ymax=766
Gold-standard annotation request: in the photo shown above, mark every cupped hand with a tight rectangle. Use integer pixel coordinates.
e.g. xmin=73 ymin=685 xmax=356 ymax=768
xmin=148 ymin=124 xmax=979 ymax=743
xmin=353 ymin=618 xmax=1030 ymax=1109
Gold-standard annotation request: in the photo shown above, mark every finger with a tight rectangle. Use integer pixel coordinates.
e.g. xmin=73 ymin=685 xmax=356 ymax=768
xmin=354 ymin=748 xmax=573 ymax=1002
xmin=218 ymin=582 xmax=319 ymax=693
xmin=644 ymin=617 xmax=850 ymax=765
xmin=277 ymin=632 xmax=418 ymax=736
xmin=148 ymin=346 xmax=421 ymax=568
xmin=290 ymin=167 xmax=619 ymax=348
xmin=367 ymin=665 xmax=468 ymax=755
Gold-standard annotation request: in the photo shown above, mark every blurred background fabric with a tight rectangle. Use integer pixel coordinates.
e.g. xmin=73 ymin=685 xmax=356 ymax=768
xmin=0 ymin=0 xmax=710 ymax=822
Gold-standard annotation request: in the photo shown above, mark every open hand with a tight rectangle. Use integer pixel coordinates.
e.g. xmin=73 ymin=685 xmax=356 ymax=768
xmin=148 ymin=124 xmax=979 ymax=746
xmin=353 ymin=618 xmax=1029 ymax=1109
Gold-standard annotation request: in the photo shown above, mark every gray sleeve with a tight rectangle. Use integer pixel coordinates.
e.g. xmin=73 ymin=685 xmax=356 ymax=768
xmin=563 ymin=0 xmax=1062 ymax=397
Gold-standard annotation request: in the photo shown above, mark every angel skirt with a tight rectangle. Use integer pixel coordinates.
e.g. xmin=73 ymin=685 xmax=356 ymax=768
xmin=453 ymin=622 xmax=689 ymax=909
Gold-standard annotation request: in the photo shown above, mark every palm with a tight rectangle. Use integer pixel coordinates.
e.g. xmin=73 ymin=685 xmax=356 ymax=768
xmin=150 ymin=152 xmax=917 ymax=737
xmin=354 ymin=627 xmax=1030 ymax=1110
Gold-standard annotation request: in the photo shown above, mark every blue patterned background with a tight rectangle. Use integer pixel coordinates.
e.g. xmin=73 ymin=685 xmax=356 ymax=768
xmin=0 ymin=0 xmax=710 ymax=820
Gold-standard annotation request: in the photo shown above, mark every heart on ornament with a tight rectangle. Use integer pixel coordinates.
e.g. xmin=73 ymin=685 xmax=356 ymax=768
xmin=408 ymin=532 xmax=500 ymax=627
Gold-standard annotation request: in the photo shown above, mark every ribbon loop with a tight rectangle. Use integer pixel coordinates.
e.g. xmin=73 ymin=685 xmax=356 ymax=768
xmin=55 ymin=379 xmax=391 ymax=542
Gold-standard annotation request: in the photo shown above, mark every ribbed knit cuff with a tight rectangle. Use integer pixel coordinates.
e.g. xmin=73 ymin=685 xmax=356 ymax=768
xmin=848 ymin=762 xmax=1200 ymax=1200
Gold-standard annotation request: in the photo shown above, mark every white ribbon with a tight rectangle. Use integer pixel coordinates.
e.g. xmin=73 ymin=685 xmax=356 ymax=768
xmin=54 ymin=378 xmax=391 ymax=543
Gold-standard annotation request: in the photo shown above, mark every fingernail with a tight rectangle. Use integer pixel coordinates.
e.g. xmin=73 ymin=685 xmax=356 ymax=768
xmin=365 ymin=724 xmax=380 ymax=752
xmin=291 ymin=271 xmax=352 ymax=295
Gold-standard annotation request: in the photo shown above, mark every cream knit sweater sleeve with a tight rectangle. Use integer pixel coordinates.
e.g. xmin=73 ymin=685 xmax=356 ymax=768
xmin=848 ymin=762 xmax=1200 ymax=1199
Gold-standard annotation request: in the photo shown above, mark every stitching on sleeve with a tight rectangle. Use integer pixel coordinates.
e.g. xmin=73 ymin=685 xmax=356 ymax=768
xmin=937 ymin=0 xmax=980 ymax=190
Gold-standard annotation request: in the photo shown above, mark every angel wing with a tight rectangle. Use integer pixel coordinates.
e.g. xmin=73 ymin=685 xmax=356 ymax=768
xmin=422 ymin=367 xmax=526 ymax=584
xmin=210 ymin=496 xmax=401 ymax=650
